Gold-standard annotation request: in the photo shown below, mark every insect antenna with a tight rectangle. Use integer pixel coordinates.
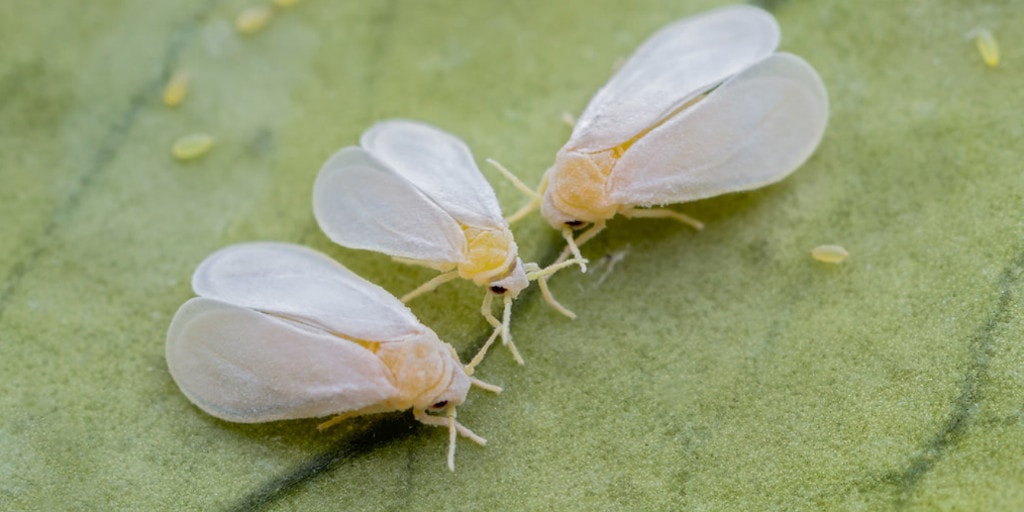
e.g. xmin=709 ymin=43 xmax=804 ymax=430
xmin=486 ymin=158 xmax=541 ymax=225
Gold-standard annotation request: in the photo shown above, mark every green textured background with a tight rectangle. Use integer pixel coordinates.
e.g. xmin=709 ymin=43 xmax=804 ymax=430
xmin=3 ymin=0 xmax=1023 ymax=510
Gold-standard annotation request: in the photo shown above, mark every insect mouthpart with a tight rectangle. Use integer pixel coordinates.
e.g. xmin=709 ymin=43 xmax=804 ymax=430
xmin=565 ymin=220 xmax=585 ymax=227
xmin=431 ymin=400 xmax=449 ymax=410
xmin=489 ymin=285 xmax=507 ymax=294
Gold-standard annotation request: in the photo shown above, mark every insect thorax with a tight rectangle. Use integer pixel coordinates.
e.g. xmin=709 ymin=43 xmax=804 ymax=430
xmin=458 ymin=225 xmax=517 ymax=286
xmin=376 ymin=336 xmax=468 ymax=411
xmin=545 ymin=148 xmax=620 ymax=225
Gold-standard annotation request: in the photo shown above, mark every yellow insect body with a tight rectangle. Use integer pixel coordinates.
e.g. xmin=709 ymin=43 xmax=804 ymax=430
xmin=545 ymin=149 xmax=619 ymax=225
xmin=458 ymin=225 xmax=519 ymax=285
xmin=373 ymin=337 xmax=465 ymax=412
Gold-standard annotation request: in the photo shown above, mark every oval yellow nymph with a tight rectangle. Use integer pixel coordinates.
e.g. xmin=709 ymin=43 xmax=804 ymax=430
xmin=811 ymin=245 xmax=849 ymax=264
xmin=235 ymin=6 xmax=272 ymax=35
xmin=162 ymin=70 xmax=190 ymax=107
xmin=171 ymin=133 xmax=214 ymax=161
xmin=974 ymin=29 xmax=1000 ymax=68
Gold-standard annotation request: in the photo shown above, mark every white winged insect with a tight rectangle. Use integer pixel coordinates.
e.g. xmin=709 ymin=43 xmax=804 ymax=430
xmin=313 ymin=119 xmax=583 ymax=369
xmin=535 ymin=5 xmax=829 ymax=270
xmin=166 ymin=242 xmax=501 ymax=471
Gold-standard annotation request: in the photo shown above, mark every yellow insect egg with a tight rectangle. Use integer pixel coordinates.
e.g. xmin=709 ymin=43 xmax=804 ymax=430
xmin=811 ymin=245 xmax=849 ymax=264
xmin=162 ymin=70 xmax=190 ymax=107
xmin=273 ymin=0 xmax=301 ymax=7
xmin=235 ymin=6 xmax=273 ymax=35
xmin=973 ymin=29 xmax=1000 ymax=68
xmin=172 ymin=133 xmax=214 ymax=161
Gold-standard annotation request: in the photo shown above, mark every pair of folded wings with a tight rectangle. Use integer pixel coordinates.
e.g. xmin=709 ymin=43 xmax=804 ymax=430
xmin=566 ymin=4 xmax=829 ymax=207
xmin=166 ymin=242 xmax=432 ymax=422
xmin=313 ymin=120 xmax=509 ymax=265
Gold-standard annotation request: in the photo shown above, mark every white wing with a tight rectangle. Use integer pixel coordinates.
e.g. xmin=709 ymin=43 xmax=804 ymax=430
xmin=191 ymin=242 xmax=427 ymax=343
xmin=567 ymin=5 xmax=780 ymax=152
xmin=313 ymin=146 xmax=466 ymax=264
xmin=608 ymin=53 xmax=829 ymax=206
xmin=360 ymin=119 xmax=505 ymax=229
xmin=166 ymin=297 xmax=398 ymax=423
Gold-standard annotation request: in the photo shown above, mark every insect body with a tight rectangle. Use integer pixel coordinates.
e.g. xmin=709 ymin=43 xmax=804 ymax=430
xmin=166 ymin=242 xmax=494 ymax=471
xmin=541 ymin=5 xmax=829 ymax=263
xmin=313 ymin=120 xmax=581 ymax=369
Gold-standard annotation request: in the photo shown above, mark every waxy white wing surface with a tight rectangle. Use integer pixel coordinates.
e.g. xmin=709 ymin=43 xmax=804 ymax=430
xmin=191 ymin=242 xmax=427 ymax=342
xmin=608 ymin=53 xmax=829 ymax=206
xmin=166 ymin=297 xmax=398 ymax=423
xmin=360 ymin=119 xmax=505 ymax=229
xmin=568 ymin=5 xmax=780 ymax=152
xmin=313 ymin=147 xmax=467 ymax=264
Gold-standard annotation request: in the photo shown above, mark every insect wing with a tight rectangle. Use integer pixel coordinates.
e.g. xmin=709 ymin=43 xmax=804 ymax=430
xmin=192 ymin=242 xmax=427 ymax=343
xmin=166 ymin=297 xmax=398 ymax=423
xmin=608 ymin=53 xmax=829 ymax=206
xmin=313 ymin=146 xmax=466 ymax=264
xmin=567 ymin=5 xmax=780 ymax=153
xmin=360 ymin=119 xmax=505 ymax=229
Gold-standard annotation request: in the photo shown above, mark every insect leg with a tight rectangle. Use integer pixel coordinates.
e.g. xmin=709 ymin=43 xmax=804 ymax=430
xmin=525 ymin=258 xmax=587 ymax=319
xmin=469 ymin=376 xmax=503 ymax=393
xmin=414 ymin=407 xmax=487 ymax=472
xmin=401 ymin=270 xmax=460 ymax=303
xmin=477 ymin=293 xmax=523 ymax=366
xmin=499 ymin=294 xmax=523 ymax=365
xmin=536 ymin=276 xmax=576 ymax=319
xmin=480 ymin=291 xmax=501 ymax=328
xmin=557 ymin=220 xmax=607 ymax=272
xmin=316 ymin=403 xmax=397 ymax=431
xmin=620 ymin=206 xmax=704 ymax=231
xmin=316 ymin=412 xmax=357 ymax=431
xmin=465 ymin=326 xmax=501 ymax=374
xmin=526 ymin=255 xmax=589 ymax=281
xmin=533 ymin=220 xmax=607 ymax=318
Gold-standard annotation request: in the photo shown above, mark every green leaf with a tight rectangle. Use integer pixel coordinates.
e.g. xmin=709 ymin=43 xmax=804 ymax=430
xmin=2 ymin=0 xmax=1023 ymax=509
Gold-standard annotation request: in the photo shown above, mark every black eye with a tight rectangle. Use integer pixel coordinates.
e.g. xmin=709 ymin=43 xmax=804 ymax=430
xmin=431 ymin=401 xmax=448 ymax=409
xmin=489 ymin=285 xmax=507 ymax=294
xmin=565 ymin=220 xmax=584 ymax=227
